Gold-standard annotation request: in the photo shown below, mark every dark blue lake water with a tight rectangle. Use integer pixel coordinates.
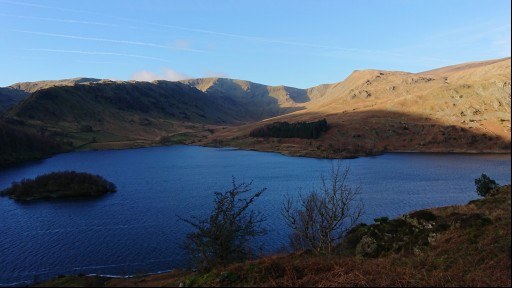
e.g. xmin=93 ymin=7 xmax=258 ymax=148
xmin=0 ymin=145 xmax=510 ymax=285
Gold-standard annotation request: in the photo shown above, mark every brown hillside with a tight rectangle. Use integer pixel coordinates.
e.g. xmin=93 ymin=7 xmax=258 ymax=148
xmin=181 ymin=78 xmax=308 ymax=118
xmin=1 ymin=58 xmax=510 ymax=166
xmin=208 ymin=58 xmax=510 ymax=157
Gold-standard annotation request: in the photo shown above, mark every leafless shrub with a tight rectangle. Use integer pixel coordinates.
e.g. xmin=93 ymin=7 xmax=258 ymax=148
xmin=282 ymin=162 xmax=364 ymax=255
xmin=180 ymin=178 xmax=267 ymax=270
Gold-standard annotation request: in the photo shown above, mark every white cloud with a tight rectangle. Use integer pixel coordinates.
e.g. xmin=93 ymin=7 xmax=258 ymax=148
xmin=163 ymin=68 xmax=191 ymax=81
xmin=131 ymin=68 xmax=191 ymax=82
xmin=131 ymin=70 xmax=159 ymax=81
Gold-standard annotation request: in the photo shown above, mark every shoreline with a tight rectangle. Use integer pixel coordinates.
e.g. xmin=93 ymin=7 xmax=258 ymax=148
xmin=1 ymin=145 xmax=509 ymax=286
xmin=0 ymin=269 xmax=176 ymax=287
xmin=1 ymin=141 xmax=511 ymax=171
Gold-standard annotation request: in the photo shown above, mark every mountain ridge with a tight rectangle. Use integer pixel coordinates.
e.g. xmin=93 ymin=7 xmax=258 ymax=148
xmin=2 ymin=57 xmax=509 ymax=113
xmin=0 ymin=57 xmax=510 ymax=166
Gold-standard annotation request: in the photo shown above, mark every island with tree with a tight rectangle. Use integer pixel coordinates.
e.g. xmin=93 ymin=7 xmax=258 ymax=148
xmin=1 ymin=171 xmax=117 ymax=201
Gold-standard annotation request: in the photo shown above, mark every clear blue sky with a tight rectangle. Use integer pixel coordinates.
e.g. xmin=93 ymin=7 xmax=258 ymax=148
xmin=0 ymin=0 xmax=510 ymax=88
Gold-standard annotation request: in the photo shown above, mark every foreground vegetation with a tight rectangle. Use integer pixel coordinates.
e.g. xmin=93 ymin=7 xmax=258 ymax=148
xmin=1 ymin=171 xmax=117 ymax=201
xmin=37 ymin=184 xmax=511 ymax=287
xmin=179 ymin=179 xmax=267 ymax=270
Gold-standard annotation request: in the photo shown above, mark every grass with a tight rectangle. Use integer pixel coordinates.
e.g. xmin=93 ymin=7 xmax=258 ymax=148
xmin=66 ymin=131 xmax=132 ymax=148
xmin=158 ymin=132 xmax=199 ymax=145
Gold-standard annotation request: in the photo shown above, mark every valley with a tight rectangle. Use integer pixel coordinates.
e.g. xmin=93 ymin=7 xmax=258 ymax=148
xmin=0 ymin=58 xmax=510 ymax=167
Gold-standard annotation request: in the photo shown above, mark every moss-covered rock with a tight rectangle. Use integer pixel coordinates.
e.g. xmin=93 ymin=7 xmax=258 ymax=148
xmin=355 ymin=235 xmax=379 ymax=258
xmin=343 ymin=209 xmax=452 ymax=258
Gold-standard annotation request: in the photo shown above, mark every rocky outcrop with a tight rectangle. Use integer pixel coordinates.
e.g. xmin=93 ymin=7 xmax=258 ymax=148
xmin=343 ymin=210 xmax=449 ymax=258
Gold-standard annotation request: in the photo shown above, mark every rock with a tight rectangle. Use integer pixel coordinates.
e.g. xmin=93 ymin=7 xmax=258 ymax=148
xmin=428 ymin=233 xmax=440 ymax=244
xmin=413 ymin=246 xmax=426 ymax=256
xmin=356 ymin=235 xmax=379 ymax=258
xmin=402 ymin=210 xmax=437 ymax=229
xmin=406 ymin=77 xmax=434 ymax=84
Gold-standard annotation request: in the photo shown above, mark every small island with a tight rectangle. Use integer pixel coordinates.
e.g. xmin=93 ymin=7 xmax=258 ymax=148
xmin=1 ymin=171 xmax=117 ymax=201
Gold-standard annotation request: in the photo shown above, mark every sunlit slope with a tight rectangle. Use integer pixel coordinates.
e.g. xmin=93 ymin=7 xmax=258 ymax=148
xmin=301 ymin=58 xmax=510 ymax=140
xmin=211 ymin=58 xmax=511 ymax=157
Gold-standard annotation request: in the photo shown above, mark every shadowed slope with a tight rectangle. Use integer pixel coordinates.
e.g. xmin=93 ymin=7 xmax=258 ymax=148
xmin=206 ymin=109 xmax=510 ymax=158
xmin=0 ymin=58 xmax=509 ymax=166
xmin=8 ymin=77 xmax=103 ymax=93
xmin=0 ymin=119 xmax=63 ymax=168
xmin=277 ymin=57 xmax=511 ymax=145
xmin=8 ymin=81 xmax=243 ymax=125
xmin=0 ymin=78 xmax=103 ymax=113
xmin=181 ymin=78 xmax=308 ymax=118
xmin=3 ymin=81 xmax=254 ymax=152
xmin=0 ymin=88 xmax=28 ymax=113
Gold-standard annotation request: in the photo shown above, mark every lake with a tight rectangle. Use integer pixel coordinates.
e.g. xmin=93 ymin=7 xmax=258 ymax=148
xmin=0 ymin=145 xmax=510 ymax=285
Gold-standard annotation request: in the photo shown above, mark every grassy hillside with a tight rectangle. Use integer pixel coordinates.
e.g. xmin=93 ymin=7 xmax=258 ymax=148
xmin=181 ymin=78 xmax=308 ymax=118
xmin=205 ymin=58 xmax=511 ymax=157
xmin=8 ymin=77 xmax=102 ymax=94
xmin=0 ymin=87 xmax=29 ymax=113
xmin=37 ymin=185 xmax=511 ymax=287
xmin=1 ymin=58 xmax=510 ymax=166
xmin=9 ymin=81 xmax=242 ymax=124
xmin=3 ymin=80 xmax=266 ymax=153
xmin=0 ymin=78 xmax=103 ymax=113
xmin=0 ymin=119 xmax=63 ymax=168
xmin=207 ymin=110 xmax=510 ymax=159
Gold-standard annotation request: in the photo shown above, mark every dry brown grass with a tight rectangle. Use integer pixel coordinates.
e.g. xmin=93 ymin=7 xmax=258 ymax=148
xmin=201 ymin=58 xmax=510 ymax=158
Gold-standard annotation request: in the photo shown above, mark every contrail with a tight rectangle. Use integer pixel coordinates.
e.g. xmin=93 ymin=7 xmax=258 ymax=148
xmin=112 ymin=19 xmax=451 ymax=62
xmin=8 ymin=29 xmax=205 ymax=52
xmin=0 ymin=13 xmax=145 ymax=31
xmin=25 ymin=49 xmax=174 ymax=63
xmin=75 ymin=60 xmax=129 ymax=65
xmin=0 ymin=0 xmax=453 ymax=62
xmin=13 ymin=55 xmax=129 ymax=65
xmin=0 ymin=0 xmax=100 ymax=15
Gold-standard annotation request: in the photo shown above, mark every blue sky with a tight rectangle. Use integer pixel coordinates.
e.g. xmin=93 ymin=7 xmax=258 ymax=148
xmin=0 ymin=0 xmax=510 ymax=88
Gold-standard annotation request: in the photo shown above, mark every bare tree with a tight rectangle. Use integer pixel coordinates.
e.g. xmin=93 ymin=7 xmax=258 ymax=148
xmin=179 ymin=178 xmax=267 ymax=270
xmin=282 ymin=162 xmax=364 ymax=255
